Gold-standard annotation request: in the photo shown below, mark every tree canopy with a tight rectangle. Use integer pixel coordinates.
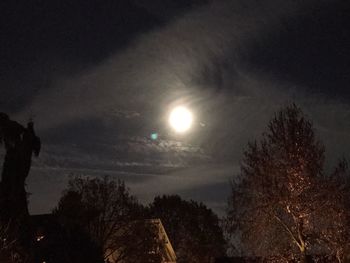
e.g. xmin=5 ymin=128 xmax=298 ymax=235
xmin=54 ymin=176 xmax=164 ymax=263
xmin=149 ymin=194 xmax=226 ymax=263
xmin=226 ymin=104 xmax=350 ymax=262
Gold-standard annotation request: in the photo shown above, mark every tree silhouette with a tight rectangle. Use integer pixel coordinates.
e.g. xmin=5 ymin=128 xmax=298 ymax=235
xmin=0 ymin=113 xmax=40 ymax=220
xmin=31 ymin=214 xmax=104 ymax=263
xmin=149 ymin=195 xmax=226 ymax=263
xmin=54 ymin=176 xmax=165 ymax=263
xmin=0 ymin=221 xmax=26 ymax=262
xmin=0 ymin=112 xmax=40 ymax=262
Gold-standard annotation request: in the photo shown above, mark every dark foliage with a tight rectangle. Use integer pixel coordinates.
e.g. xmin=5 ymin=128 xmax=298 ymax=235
xmin=32 ymin=214 xmax=104 ymax=263
xmin=54 ymin=176 xmax=165 ymax=263
xmin=0 ymin=113 xmax=41 ymax=263
xmin=149 ymin=194 xmax=226 ymax=263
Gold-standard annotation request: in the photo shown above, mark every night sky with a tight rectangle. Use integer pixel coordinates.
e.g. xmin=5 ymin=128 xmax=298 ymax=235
xmin=1 ymin=0 xmax=349 ymax=216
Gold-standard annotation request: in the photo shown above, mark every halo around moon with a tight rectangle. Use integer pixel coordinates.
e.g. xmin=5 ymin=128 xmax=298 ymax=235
xmin=169 ymin=106 xmax=193 ymax=133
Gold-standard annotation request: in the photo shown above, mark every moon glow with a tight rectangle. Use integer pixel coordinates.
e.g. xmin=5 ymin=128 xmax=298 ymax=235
xmin=169 ymin=106 xmax=193 ymax=133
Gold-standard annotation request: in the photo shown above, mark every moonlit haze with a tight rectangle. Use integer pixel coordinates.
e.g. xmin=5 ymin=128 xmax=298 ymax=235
xmin=0 ymin=0 xmax=349 ymax=218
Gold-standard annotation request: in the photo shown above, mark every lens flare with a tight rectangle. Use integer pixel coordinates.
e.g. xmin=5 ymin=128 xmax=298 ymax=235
xmin=150 ymin=133 xmax=158 ymax=140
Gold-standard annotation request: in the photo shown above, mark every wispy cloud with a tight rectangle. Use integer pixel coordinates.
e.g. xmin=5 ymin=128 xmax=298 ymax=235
xmin=16 ymin=0 xmax=317 ymax=129
xmin=14 ymin=0 xmax=349 ymax=215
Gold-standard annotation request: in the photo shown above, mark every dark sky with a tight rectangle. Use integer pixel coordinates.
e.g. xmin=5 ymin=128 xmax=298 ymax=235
xmin=1 ymin=0 xmax=349 ymax=216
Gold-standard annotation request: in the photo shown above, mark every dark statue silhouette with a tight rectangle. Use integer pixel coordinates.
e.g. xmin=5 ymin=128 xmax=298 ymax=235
xmin=0 ymin=112 xmax=40 ymax=258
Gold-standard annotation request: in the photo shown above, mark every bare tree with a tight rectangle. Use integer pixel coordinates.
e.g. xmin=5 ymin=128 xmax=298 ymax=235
xmin=54 ymin=176 xmax=165 ymax=263
xmin=0 ymin=221 xmax=28 ymax=263
xmin=226 ymin=105 xmax=346 ymax=262
xmin=313 ymin=160 xmax=350 ymax=263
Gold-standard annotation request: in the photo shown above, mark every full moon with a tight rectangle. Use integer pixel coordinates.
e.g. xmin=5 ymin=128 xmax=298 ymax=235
xmin=169 ymin=106 xmax=193 ymax=133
